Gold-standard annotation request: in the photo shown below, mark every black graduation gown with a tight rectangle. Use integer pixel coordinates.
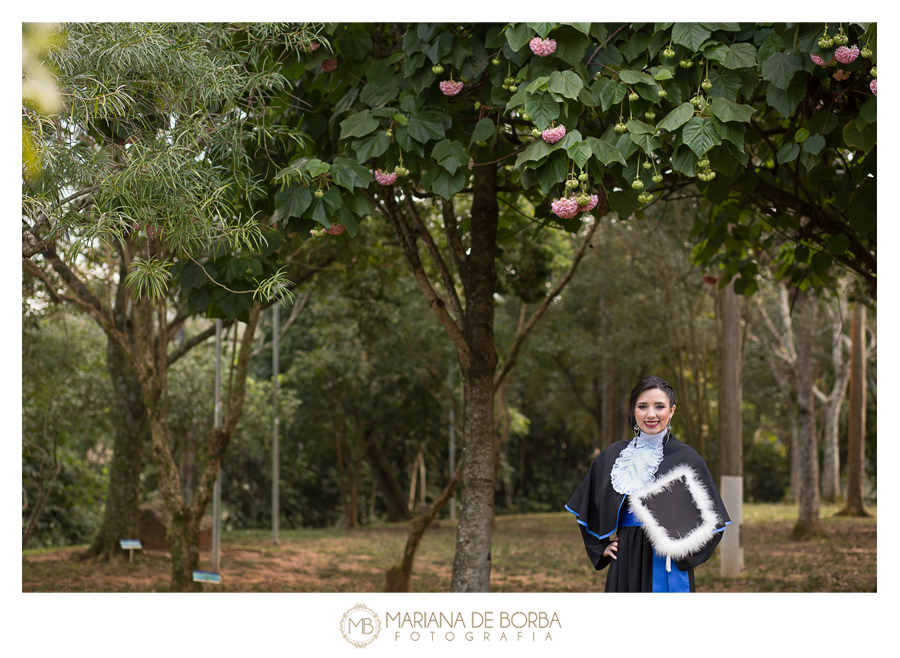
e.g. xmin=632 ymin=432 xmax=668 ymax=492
xmin=565 ymin=435 xmax=730 ymax=592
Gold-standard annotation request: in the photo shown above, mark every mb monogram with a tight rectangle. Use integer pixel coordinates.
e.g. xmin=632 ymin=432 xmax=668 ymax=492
xmin=339 ymin=604 xmax=382 ymax=648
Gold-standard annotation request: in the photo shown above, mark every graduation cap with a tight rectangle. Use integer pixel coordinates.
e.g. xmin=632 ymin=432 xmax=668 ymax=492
xmin=628 ymin=463 xmax=724 ymax=571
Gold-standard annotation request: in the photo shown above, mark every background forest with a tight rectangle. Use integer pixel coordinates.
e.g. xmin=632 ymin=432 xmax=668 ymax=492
xmin=21 ymin=21 xmax=876 ymax=596
xmin=23 ymin=193 xmax=877 ymax=547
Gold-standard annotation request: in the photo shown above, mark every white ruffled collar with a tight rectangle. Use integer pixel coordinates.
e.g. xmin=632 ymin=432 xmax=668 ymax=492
xmin=610 ymin=429 xmax=668 ymax=495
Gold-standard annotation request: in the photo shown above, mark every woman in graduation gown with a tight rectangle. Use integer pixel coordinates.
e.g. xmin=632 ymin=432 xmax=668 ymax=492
xmin=566 ymin=375 xmax=730 ymax=592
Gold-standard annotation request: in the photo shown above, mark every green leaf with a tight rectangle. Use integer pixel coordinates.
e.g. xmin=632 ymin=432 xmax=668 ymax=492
xmin=350 ymin=132 xmax=391 ymax=161
xmin=802 ymin=134 xmax=826 ymax=155
xmin=431 ymin=170 xmax=466 ymax=199
xmin=524 ymin=92 xmax=560 ymax=130
xmin=515 ymin=138 xmax=554 ymax=168
xmin=858 ymin=96 xmax=877 ymax=125
xmin=629 ymin=133 xmax=662 ymax=155
xmin=826 ymin=233 xmax=851 ymax=255
xmin=766 ymin=75 xmax=806 ymax=118
xmin=431 ymin=139 xmax=468 ymax=175
xmin=359 ymin=80 xmax=399 ymax=108
xmin=710 ymin=117 xmax=746 ymax=152
xmin=560 ymin=22 xmax=591 ymax=35
xmin=177 ymin=260 xmax=210 ymax=294
xmin=671 ymin=23 xmax=711 ymax=51
xmin=331 ymin=157 xmax=375 ymax=190
xmin=566 ymin=141 xmax=592 ymax=169
xmin=586 ymin=136 xmax=626 ymax=165
xmin=760 ymin=51 xmax=803 ymax=90
xmin=682 ymin=116 xmax=722 ymax=157
xmin=672 ymin=145 xmax=696 ymax=177
xmin=506 ymin=23 xmax=533 ymax=52
xmin=626 ymin=119 xmax=656 ymax=135
xmin=598 ymin=80 xmax=627 ymax=112
xmin=393 ymin=113 xmax=408 ymax=126
xmin=275 ymin=184 xmax=312 ymax=219
xmin=526 ymin=22 xmax=555 ymax=38
xmin=776 ymin=142 xmax=800 ymax=164
xmin=471 ymin=117 xmax=496 ymax=144
xmin=710 ymin=98 xmax=757 ymax=123
xmin=554 ymin=28 xmax=591 ymax=67
xmin=548 ymin=70 xmax=584 ymax=99
xmin=619 ymin=69 xmax=655 ymax=85
xmin=653 ymin=67 xmax=675 ymax=81
xmin=700 ymin=22 xmax=741 ymax=32
xmin=657 ymin=103 xmax=694 ymax=132
xmin=536 ymin=150 xmax=568 ymax=194
xmin=339 ymin=110 xmax=379 ymax=139
xmin=346 ymin=189 xmax=376 ymax=217
xmin=723 ymin=43 xmax=757 ymax=69
xmin=304 ymin=158 xmax=331 ymax=177
xmin=406 ymin=111 xmax=447 ymax=143
xmin=794 ymin=128 xmax=810 ymax=143
xmin=702 ymin=43 xmax=730 ymax=64
xmin=707 ymin=68 xmax=743 ymax=101
xmin=422 ymin=30 xmax=454 ymax=64
xmin=842 ymin=117 xmax=877 ymax=153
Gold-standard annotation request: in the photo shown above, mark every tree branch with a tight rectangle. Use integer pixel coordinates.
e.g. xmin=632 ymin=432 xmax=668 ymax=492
xmin=405 ymin=194 xmax=465 ymax=331
xmin=375 ymin=189 xmax=473 ymax=367
xmin=494 ymin=206 xmax=603 ymax=392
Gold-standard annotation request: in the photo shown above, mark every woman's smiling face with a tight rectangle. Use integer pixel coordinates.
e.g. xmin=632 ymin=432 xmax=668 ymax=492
xmin=633 ymin=388 xmax=675 ymax=435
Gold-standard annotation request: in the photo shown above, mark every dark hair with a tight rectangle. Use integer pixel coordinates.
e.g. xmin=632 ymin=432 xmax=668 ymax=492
xmin=627 ymin=375 xmax=676 ymax=429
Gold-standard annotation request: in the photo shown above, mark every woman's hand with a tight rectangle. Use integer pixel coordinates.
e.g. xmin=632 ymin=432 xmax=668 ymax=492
xmin=603 ymin=540 xmax=618 ymax=560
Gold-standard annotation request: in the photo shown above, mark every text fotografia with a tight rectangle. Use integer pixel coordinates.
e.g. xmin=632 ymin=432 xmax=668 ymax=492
xmin=386 ymin=611 xmax=560 ymax=642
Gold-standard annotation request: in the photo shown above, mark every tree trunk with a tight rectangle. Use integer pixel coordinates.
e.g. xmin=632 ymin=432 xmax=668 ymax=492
xmin=166 ymin=507 xmax=202 ymax=592
xmin=718 ymin=279 xmax=743 ymax=576
xmin=450 ymin=164 xmax=499 ymax=593
xmin=839 ymin=303 xmax=869 ymax=517
xmin=820 ymin=383 xmax=848 ymax=501
xmin=78 ymin=336 xmax=147 ymax=561
xmin=792 ymin=288 xmax=821 ymax=539
xmin=386 ymin=463 xmax=462 ymax=592
xmin=363 ymin=430 xmax=412 ymax=522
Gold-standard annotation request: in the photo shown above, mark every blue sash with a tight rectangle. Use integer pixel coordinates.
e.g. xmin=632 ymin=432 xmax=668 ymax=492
xmin=618 ymin=504 xmax=691 ymax=593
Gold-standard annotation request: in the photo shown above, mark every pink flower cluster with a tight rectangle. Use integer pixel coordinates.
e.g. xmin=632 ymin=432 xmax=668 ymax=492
xmin=325 ymin=223 xmax=346 ymax=235
xmin=439 ymin=80 xmax=464 ymax=96
xmin=542 ymin=124 xmax=566 ymax=143
xmin=577 ymin=194 xmax=599 ymax=213
xmin=321 ymin=58 xmax=338 ymax=72
xmin=835 ymin=44 xmax=859 ymax=64
xmin=529 ymin=37 xmax=557 ymax=57
xmin=870 ymin=79 xmax=877 ymax=96
xmin=374 ymin=169 xmax=398 ymax=185
xmin=832 ymin=69 xmax=852 ymax=82
xmin=810 ymin=53 xmax=835 ymax=66
xmin=304 ymin=41 xmax=321 ymax=52
xmin=551 ymin=196 xmax=579 ymax=219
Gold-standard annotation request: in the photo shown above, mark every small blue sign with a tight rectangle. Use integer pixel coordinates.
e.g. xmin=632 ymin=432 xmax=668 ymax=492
xmin=192 ymin=570 xmax=221 ymax=584
xmin=119 ymin=539 xmax=143 ymax=550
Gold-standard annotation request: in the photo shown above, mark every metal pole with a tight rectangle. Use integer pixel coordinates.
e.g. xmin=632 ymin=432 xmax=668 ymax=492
xmin=272 ymin=304 xmax=280 ymax=545
xmin=212 ymin=319 xmax=222 ymax=571
xmin=448 ymin=363 xmax=455 ymax=520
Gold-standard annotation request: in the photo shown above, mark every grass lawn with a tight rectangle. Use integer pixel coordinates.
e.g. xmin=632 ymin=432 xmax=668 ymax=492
xmin=22 ymin=502 xmax=876 ymax=593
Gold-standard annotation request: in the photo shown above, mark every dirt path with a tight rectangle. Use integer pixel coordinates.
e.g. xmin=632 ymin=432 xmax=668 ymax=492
xmin=22 ymin=509 xmax=876 ymax=593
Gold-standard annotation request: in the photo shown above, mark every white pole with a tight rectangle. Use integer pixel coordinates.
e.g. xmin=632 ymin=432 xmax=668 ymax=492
xmin=272 ymin=304 xmax=280 ymax=545
xmin=212 ymin=319 xmax=222 ymax=572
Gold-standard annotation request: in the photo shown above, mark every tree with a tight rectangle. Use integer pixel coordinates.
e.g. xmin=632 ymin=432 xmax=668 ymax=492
xmin=21 ymin=22 xmax=327 ymax=587
xmin=838 ymin=301 xmax=870 ymax=516
xmin=271 ymin=21 xmax=876 ymax=590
